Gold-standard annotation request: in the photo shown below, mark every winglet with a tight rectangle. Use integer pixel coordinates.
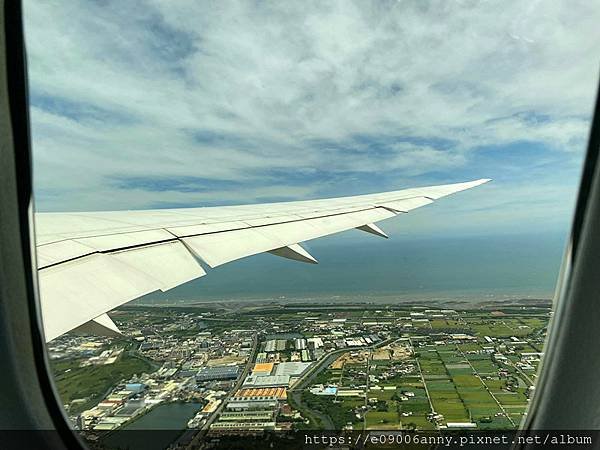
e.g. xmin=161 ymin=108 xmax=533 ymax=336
xmin=356 ymin=223 xmax=389 ymax=239
xmin=268 ymin=243 xmax=318 ymax=264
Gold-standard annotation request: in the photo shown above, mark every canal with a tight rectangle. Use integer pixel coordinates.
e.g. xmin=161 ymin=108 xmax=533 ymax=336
xmin=101 ymin=402 xmax=201 ymax=450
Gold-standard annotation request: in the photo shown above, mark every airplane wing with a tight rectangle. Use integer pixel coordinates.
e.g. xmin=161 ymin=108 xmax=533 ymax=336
xmin=34 ymin=178 xmax=490 ymax=341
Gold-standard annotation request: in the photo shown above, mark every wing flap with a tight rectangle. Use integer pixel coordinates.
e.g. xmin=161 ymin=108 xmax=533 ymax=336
xmin=111 ymin=241 xmax=206 ymax=291
xmin=40 ymin=254 xmax=164 ymax=341
xmin=183 ymin=228 xmax=283 ymax=268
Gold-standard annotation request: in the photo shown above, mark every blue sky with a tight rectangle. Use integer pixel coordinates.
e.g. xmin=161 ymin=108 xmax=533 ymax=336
xmin=24 ymin=0 xmax=599 ymax=242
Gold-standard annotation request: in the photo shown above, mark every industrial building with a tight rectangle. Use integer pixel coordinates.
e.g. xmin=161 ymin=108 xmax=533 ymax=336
xmin=210 ymin=421 xmax=276 ymax=430
xmin=273 ymin=362 xmax=311 ymax=377
xmin=226 ymin=400 xmax=278 ymax=412
xmin=264 ymin=340 xmax=276 ymax=352
xmin=301 ymin=349 xmax=311 ymax=361
xmin=196 ymin=365 xmax=241 ymax=382
xmin=251 ymin=362 xmax=274 ymax=377
xmin=242 ymin=374 xmax=290 ymax=388
xmin=219 ymin=410 xmax=274 ymax=421
xmin=294 ymin=338 xmax=306 ymax=350
xmin=264 ymin=339 xmax=287 ymax=352
xmin=232 ymin=387 xmax=287 ymax=401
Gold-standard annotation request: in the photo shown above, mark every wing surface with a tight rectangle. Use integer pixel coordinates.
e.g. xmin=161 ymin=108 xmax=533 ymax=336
xmin=35 ymin=179 xmax=489 ymax=341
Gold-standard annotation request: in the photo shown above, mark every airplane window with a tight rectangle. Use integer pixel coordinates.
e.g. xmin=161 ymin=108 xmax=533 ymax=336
xmin=23 ymin=1 xmax=599 ymax=447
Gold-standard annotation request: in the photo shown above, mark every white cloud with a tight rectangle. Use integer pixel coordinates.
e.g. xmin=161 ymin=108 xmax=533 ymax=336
xmin=23 ymin=0 xmax=600 ymax=230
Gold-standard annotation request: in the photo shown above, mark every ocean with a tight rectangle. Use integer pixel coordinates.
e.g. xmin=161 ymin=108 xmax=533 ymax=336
xmin=135 ymin=231 xmax=567 ymax=305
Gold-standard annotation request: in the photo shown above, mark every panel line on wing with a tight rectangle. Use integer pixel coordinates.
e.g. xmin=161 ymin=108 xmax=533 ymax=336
xmin=37 ymin=194 xmax=436 ymax=270
xmin=37 ymin=205 xmax=398 ymax=269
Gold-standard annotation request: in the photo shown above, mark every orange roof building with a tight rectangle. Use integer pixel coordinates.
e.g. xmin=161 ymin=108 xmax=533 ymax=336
xmin=251 ymin=362 xmax=274 ymax=376
xmin=233 ymin=387 xmax=287 ymax=401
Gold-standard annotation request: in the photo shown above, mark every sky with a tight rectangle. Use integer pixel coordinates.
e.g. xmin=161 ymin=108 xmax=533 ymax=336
xmin=22 ymin=1 xmax=600 ymax=299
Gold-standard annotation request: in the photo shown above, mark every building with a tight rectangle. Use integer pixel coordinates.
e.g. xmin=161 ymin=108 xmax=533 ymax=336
xmin=200 ymin=399 xmax=221 ymax=416
xmin=301 ymin=350 xmax=311 ymax=361
xmin=449 ymin=333 xmax=476 ymax=341
xmin=273 ymin=362 xmax=311 ymax=377
xmin=210 ymin=421 xmax=276 ymax=430
xmin=309 ymin=385 xmax=337 ymax=396
xmin=226 ymin=400 xmax=278 ymax=412
xmin=445 ymin=422 xmax=477 ymax=429
xmin=368 ymin=334 xmax=380 ymax=342
xmin=242 ymin=374 xmax=290 ymax=388
xmin=196 ymin=365 xmax=241 ymax=382
xmin=307 ymin=337 xmax=323 ymax=349
xmin=232 ymin=387 xmax=287 ymax=401
xmin=264 ymin=340 xmax=277 ymax=352
xmin=219 ymin=410 xmax=275 ymax=421
xmin=114 ymin=399 xmax=145 ymax=417
xmin=294 ymin=338 xmax=306 ymax=350
xmin=124 ymin=383 xmax=145 ymax=393
xmin=251 ymin=362 xmax=274 ymax=377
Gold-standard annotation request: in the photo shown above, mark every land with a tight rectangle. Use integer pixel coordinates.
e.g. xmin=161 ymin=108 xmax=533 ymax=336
xmin=51 ymin=343 xmax=155 ymax=414
xmin=46 ymin=298 xmax=550 ymax=443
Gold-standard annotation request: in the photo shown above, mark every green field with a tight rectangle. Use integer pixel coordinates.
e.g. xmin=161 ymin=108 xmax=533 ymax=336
xmin=301 ymin=392 xmax=361 ymax=429
xmin=365 ymin=410 xmax=399 ymax=429
xmin=51 ymin=350 xmax=154 ymax=414
xmin=108 ymin=304 xmax=548 ymax=433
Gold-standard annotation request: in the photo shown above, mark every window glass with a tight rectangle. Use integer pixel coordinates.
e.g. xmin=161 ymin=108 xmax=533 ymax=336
xmin=24 ymin=0 xmax=599 ymax=445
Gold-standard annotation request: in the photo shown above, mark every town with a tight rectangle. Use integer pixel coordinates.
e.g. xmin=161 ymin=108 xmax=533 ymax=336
xmin=47 ymin=299 xmax=550 ymax=447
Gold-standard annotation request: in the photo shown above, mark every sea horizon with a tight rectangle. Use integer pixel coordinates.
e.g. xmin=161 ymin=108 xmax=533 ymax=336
xmin=133 ymin=231 xmax=565 ymax=307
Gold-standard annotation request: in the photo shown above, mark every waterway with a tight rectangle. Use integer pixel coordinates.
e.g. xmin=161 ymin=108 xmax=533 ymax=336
xmin=101 ymin=402 xmax=201 ymax=450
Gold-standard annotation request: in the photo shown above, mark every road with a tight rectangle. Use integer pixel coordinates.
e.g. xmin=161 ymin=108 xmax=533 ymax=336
xmin=290 ymin=337 xmax=396 ymax=393
xmin=205 ymin=334 xmax=258 ymax=429
xmin=188 ymin=336 xmax=394 ymax=439
xmin=288 ymin=337 xmax=397 ymax=429
xmin=455 ymin=344 xmax=516 ymax=427
xmin=409 ymin=337 xmax=435 ymax=417
xmin=506 ymin=359 xmax=534 ymax=386
xmin=363 ymin=348 xmax=372 ymax=430
xmin=187 ymin=334 xmax=258 ymax=447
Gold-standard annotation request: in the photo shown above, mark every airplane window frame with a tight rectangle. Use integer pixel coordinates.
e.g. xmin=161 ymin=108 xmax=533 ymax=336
xmin=0 ymin=3 xmax=86 ymax=449
xmin=523 ymin=77 xmax=600 ymax=430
